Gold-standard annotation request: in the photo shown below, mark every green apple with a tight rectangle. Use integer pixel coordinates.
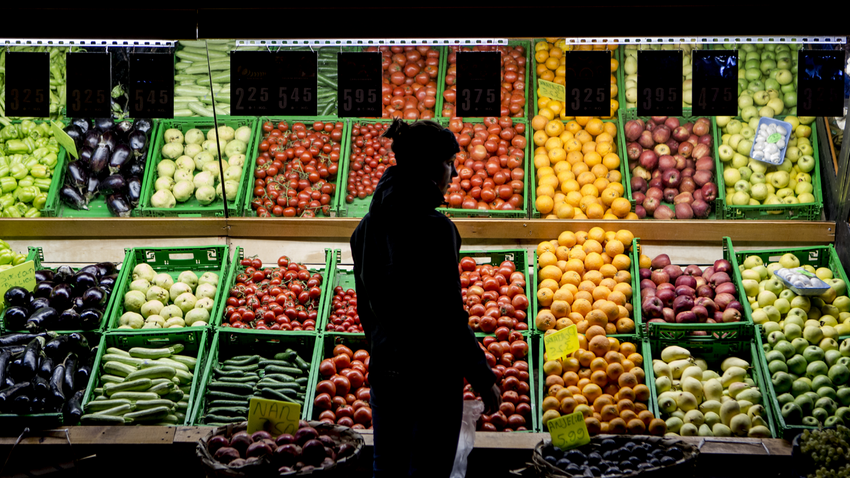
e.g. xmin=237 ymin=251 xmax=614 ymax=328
xmin=795 ymin=172 xmax=812 ymax=184
xmin=732 ymin=153 xmax=750 ymax=169
xmin=797 ymin=192 xmax=815 ymax=204
xmin=753 ymin=265 xmax=769 ymax=280
xmin=738 ymin=95 xmax=754 ymax=108
xmin=790 ymin=296 xmax=811 ymax=312
xmin=833 ymin=296 xmax=850 ymax=313
xmin=742 ymin=269 xmax=761 ymax=281
xmin=731 ymin=191 xmax=751 ymax=206
xmin=751 ymin=172 xmax=766 ymax=184
xmin=771 ymin=171 xmax=791 ymax=189
xmin=716 ymin=116 xmax=732 ymax=128
xmin=764 ymin=277 xmax=785 ymax=295
xmin=729 ymin=133 xmax=744 ymax=150
xmin=741 ymin=106 xmax=759 ymax=122
xmin=784 ymin=322 xmax=802 ymax=340
xmin=763 ymin=321 xmax=782 ymax=334
xmin=752 ymin=308 xmax=769 ymax=324
xmin=799 ymin=143 xmax=814 ymax=156
xmin=737 ymin=139 xmax=754 ymax=156
xmin=816 ymin=268 xmax=834 ymax=281
xmin=821 ymin=287 xmax=839 ymax=304
xmin=744 ymin=255 xmax=764 ymax=269
xmin=759 ymin=105 xmax=776 ymax=118
xmin=774 ymin=297 xmax=791 ymax=314
xmin=742 ymin=279 xmax=760 ymax=297
xmin=749 ymin=160 xmax=768 ymax=174
xmin=821 ymin=338 xmax=840 ymax=353
xmin=739 ymin=166 xmax=753 ymax=181
xmin=776 ymin=187 xmax=795 ymax=199
xmin=780 ymin=289 xmax=796 ymax=301
xmin=827 ymin=279 xmax=847 ymax=297
xmin=734 ymin=180 xmax=751 ymax=193
xmin=724 ymin=168 xmax=742 ymax=185
xmin=741 ymin=126 xmax=755 ymax=140
xmin=797 ymin=155 xmax=815 ymax=173
xmin=779 ymin=253 xmax=801 ymax=269
xmin=768 ymin=98 xmax=786 ymax=115
xmin=785 ymin=146 xmax=801 ymax=162
xmin=726 ymin=119 xmax=744 ymax=134
xmin=764 ymin=305 xmax=782 ymax=323
xmin=795 ymin=181 xmax=814 ymax=195
xmin=784 ymin=91 xmax=798 ymax=107
xmin=717 ymin=145 xmax=734 ymax=163
xmin=753 ymin=90 xmax=770 ymax=106
xmin=776 ymin=69 xmax=794 ymax=85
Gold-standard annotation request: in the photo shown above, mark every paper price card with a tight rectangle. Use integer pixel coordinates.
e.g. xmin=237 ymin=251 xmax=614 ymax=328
xmin=538 ymin=79 xmax=565 ymax=103
xmin=0 ymin=261 xmax=36 ymax=308
xmin=248 ymin=397 xmax=301 ymax=435
xmin=51 ymin=121 xmax=78 ymax=159
xmin=548 ymin=410 xmax=590 ymax=450
xmin=543 ymin=324 xmax=579 ymax=362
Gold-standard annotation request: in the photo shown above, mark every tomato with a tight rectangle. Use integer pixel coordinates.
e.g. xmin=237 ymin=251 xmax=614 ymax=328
xmin=313 ymin=393 xmax=333 ymax=411
xmin=331 ymin=375 xmax=351 ymax=397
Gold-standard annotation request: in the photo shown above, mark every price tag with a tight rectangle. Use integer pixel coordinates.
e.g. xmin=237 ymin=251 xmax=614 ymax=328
xmin=692 ymin=50 xmax=737 ymax=116
xmin=66 ymin=52 xmax=111 ymax=118
xmin=543 ymin=324 xmax=579 ymax=362
xmin=337 ymin=52 xmax=381 ymax=117
xmin=277 ymin=50 xmax=318 ymax=116
xmin=0 ymin=261 xmax=36 ymax=308
xmin=51 ymin=121 xmax=78 ymax=159
xmin=562 ymin=50 xmax=611 ymax=116
xmin=129 ymin=53 xmax=173 ymax=118
xmin=247 ymin=397 xmax=301 ymax=435
xmin=5 ymin=52 xmax=50 ymax=117
xmin=797 ymin=50 xmax=845 ymax=117
xmin=456 ymin=51 xmax=501 ymax=117
xmin=231 ymin=51 xmax=317 ymax=116
xmin=548 ymin=411 xmax=591 ymax=451
xmin=637 ymin=50 xmax=683 ymax=117
xmin=538 ymin=79 xmax=565 ymax=102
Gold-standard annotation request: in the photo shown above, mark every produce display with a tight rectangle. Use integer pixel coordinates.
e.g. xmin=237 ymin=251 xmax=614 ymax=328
xmin=81 ymin=340 xmax=198 ymax=425
xmin=465 ymin=333 xmax=533 ymax=432
xmin=151 ymin=124 xmax=251 ymax=210
xmin=324 ymin=286 xmax=362 ymax=334
xmin=713 ymin=43 xmax=801 ymax=118
xmin=461 ymin=255 xmax=529 ymax=333
xmin=534 ymin=228 xmax=636 ymax=335
xmin=0 ymin=239 xmax=28 ymax=271
xmin=622 ymin=44 xmax=702 ymax=109
xmin=0 ymin=332 xmax=94 ymax=423
xmin=2 ymin=261 xmax=118 ymax=332
xmin=344 ymin=121 xmax=395 ymax=208
xmin=651 ymin=345 xmax=771 ymax=437
xmin=536 ymin=436 xmax=695 ymax=476
xmin=624 ymin=115 xmax=719 ymax=220
xmin=59 ymin=118 xmax=152 ymax=216
xmin=533 ymin=39 xmax=619 ymax=120
xmin=366 ymin=45 xmax=440 ymax=119
xmin=222 ymin=253 xmax=323 ymax=331
xmin=314 ymin=343 xmax=372 ymax=429
xmin=0 ymin=121 xmax=62 ymax=218
xmin=173 ymin=40 xmax=238 ymax=117
xmin=718 ymin=115 xmax=818 ymax=209
xmin=117 ymin=263 xmax=219 ymax=329
xmin=442 ymin=44 xmax=528 ymax=118
xmin=196 ymin=348 xmax=311 ymax=425
xmin=0 ymin=47 xmax=74 ymax=124
xmin=250 ymin=120 xmax=342 ymax=218
xmin=444 ymin=117 xmax=527 ymax=213
xmin=541 ymin=336 xmax=661 ymax=436
xmin=531 ymin=117 xmax=631 ymax=219
xmin=796 ymin=425 xmax=850 ymax=477
xmin=639 ymin=253 xmax=746 ymax=331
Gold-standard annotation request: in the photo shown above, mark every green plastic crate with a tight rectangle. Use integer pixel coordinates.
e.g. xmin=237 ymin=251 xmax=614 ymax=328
xmin=539 ymin=334 xmax=645 ymax=433
xmin=618 ymin=108 xmax=725 ymax=220
xmin=0 ymin=246 xmax=127 ymax=334
xmin=718 ymin=117 xmax=823 ymax=220
xmin=638 ymin=237 xmax=753 ymax=339
xmin=481 ymin=331 xmax=537 ymax=432
xmin=305 ymin=333 xmax=371 ymax=427
xmin=643 ymin=324 xmax=777 ymax=438
xmin=105 ymin=245 xmax=231 ymax=332
xmin=138 ymin=117 xmax=258 ymax=217
xmin=2 ymin=119 xmax=68 ymax=218
xmin=531 ymin=237 xmax=640 ymax=337
xmin=189 ymin=329 xmax=320 ymax=425
xmin=241 ymin=117 xmax=349 ymax=218
xmin=439 ymin=40 xmax=532 ymax=119
xmin=334 ymin=118 xmax=397 ymax=218
xmin=82 ymin=327 xmax=209 ymax=426
xmin=460 ymin=248 xmax=533 ymax=333
xmin=213 ymin=246 xmax=332 ymax=331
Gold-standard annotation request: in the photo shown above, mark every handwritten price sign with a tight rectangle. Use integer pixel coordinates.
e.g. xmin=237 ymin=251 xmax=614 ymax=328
xmin=0 ymin=261 xmax=36 ymax=308
xmin=538 ymin=79 xmax=566 ymax=103
xmin=547 ymin=410 xmax=590 ymax=450
xmin=247 ymin=397 xmax=301 ymax=435
xmin=543 ymin=324 xmax=579 ymax=362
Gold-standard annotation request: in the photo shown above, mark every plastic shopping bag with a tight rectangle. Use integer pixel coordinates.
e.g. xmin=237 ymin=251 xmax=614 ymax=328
xmin=450 ymin=400 xmax=484 ymax=478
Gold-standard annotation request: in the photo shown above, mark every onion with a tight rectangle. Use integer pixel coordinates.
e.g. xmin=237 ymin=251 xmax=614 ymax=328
xmin=207 ymin=435 xmax=229 ymax=455
xmin=214 ymin=447 xmax=241 ymax=464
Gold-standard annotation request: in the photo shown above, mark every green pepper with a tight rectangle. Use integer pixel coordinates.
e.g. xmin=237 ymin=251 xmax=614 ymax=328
xmin=19 ymin=121 xmax=36 ymax=136
xmin=12 ymin=254 xmax=27 ymax=266
xmin=0 ymin=250 xmax=12 ymax=265
xmin=38 ymin=153 xmax=57 ymax=169
xmin=0 ymin=239 xmax=10 ymax=250
xmin=4 ymin=140 xmax=29 ymax=154
xmin=15 ymin=186 xmax=38 ymax=204
xmin=0 ymin=193 xmax=14 ymax=209
xmin=33 ymin=192 xmax=47 ymax=210
xmin=22 ymin=156 xmax=37 ymax=170
xmin=29 ymin=165 xmax=49 ymax=179
xmin=1 ymin=177 xmax=17 ymax=193
xmin=3 ymin=206 xmax=21 ymax=218
xmin=33 ymin=179 xmax=52 ymax=192
xmin=17 ymin=177 xmax=34 ymax=188
xmin=9 ymin=164 xmax=27 ymax=181
xmin=24 ymin=207 xmax=40 ymax=218
xmin=13 ymin=203 xmax=27 ymax=215
xmin=34 ymin=122 xmax=50 ymax=138
xmin=0 ymin=125 xmax=19 ymax=140
xmin=34 ymin=137 xmax=49 ymax=149
xmin=32 ymin=147 xmax=49 ymax=159
xmin=0 ymin=165 xmax=9 ymax=178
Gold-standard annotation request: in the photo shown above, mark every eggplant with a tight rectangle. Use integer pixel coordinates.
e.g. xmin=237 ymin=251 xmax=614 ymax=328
xmin=79 ymin=309 xmax=102 ymax=330
xmin=94 ymin=118 xmax=114 ymax=132
xmin=11 ymin=393 xmax=33 ymax=414
xmin=79 ymin=145 xmax=93 ymax=168
xmin=2 ymin=307 xmax=29 ymax=330
xmin=57 ymin=309 xmax=81 ymax=330
xmin=29 ymin=297 xmax=51 ymax=312
xmin=65 ymin=390 xmax=85 ymax=422
xmin=60 ymin=185 xmax=88 ymax=210
xmin=4 ymin=286 xmax=31 ymax=308
xmin=81 ymin=287 xmax=107 ymax=309
xmin=127 ymin=176 xmax=142 ymax=207
xmin=63 ymin=353 xmax=77 ymax=396
xmin=101 ymin=130 xmax=118 ymax=151
xmin=54 ymin=266 xmax=74 ymax=284
xmin=49 ymin=364 xmax=65 ymax=406
xmin=25 ymin=307 xmax=58 ymax=332
xmin=49 ymin=284 xmax=73 ymax=311
xmin=73 ymin=271 xmax=98 ymax=291
xmin=78 ymin=265 xmax=100 ymax=279
xmin=10 ymin=336 xmax=44 ymax=381
xmin=38 ymin=355 xmax=54 ymax=379
xmin=33 ymin=373 xmax=50 ymax=396
xmin=133 ymin=118 xmax=153 ymax=135
xmin=128 ymin=161 xmax=145 ymax=178
xmin=0 ymin=382 xmax=32 ymax=407
xmin=67 ymin=161 xmax=89 ymax=190
xmin=106 ymin=193 xmax=132 ymax=217
xmin=63 ymin=125 xmax=83 ymax=149
xmin=73 ymin=296 xmax=85 ymax=310
xmin=71 ymin=118 xmax=89 ymax=134
xmin=128 ymin=129 xmax=148 ymax=157
xmin=98 ymin=174 xmax=126 ymax=196
xmin=115 ymin=120 xmax=134 ymax=139
xmin=0 ymin=332 xmax=57 ymax=347
xmin=32 ymin=281 xmax=54 ymax=299
xmin=108 ymin=143 xmax=132 ymax=173
xmin=0 ymin=349 xmax=11 ymax=387
xmin=90 ymin=143 xmax=111 ymax=177
xmin=83 ymin=130 xmax=100 ymax=150
xmin=96 ymin=262 xmax=117 ymax=278
xmin=84 ymin=176 xmax=100 ymax=201
xmin=99 ymin=274 xmax=118 ymax=290
xmin=34 ymin=269 xmax=54 ymax=283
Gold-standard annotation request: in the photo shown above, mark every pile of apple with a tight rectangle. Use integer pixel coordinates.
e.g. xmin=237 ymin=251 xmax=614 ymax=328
xmin=741 ymin=252 xmax=850 ymax=336
xmin=713 ymin=43 xmax=801 ymax=119
xmin=653 ymin=345 xmax=771 ymax=437
xmin=625 ymin=116 xmax=718 ymax=220
xmin=622 ymin=44 xmax=702 ymax=109
xmin=718 ymin=115 xmax=817 ymax=208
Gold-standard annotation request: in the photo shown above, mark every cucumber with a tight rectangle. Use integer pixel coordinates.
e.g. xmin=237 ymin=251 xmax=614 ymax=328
xmin=213 ymin=368 xmax=246 ymax=378
xmin=176 ymin=401 xmax=189 ymax=411
xmin=188 ymin=102 xmax=215 ymax=117
xmin=205 ymin=390 xmax=250 ymax=401
xmin=273 ymin=351 xmax=297 ymax=362
xmin=176 ymin=51 xmax=208 ymax=62
xmin=125 ymin=366 xmax=177 ymax=382
xmin=207 ymin=400 xmax=249 ymax=408
xmin=295 ymin=377 xmax=309 ymax=386
xmin=175 ymin=86 xmax=212 ymax=97
xmin=320 ymin=101 xmax=336 ymax=116
xmin=263 ymin=374 xmax=295 ymax=382
xmin=217 ymin=376 xmax=259 ymax=383
xmin=265 ymin=365 xmax=303 ymax=376
xmin=258 ymin=359 xmax=294 ymax=368
xmin=208 ymin=382 xmax=254 ymax=395
xmin=294 ymin=356 xmax=311 ymax=372
xmin=103 ymin=378 xmax=153 ymax=396
xmin=222 ymin=363 xmax=259 ymax=372
xmin=204 ymin=414 xmax=246 ymax=423
xmin=260 ymin=387 xmax=301 ymax=403
xmin=196 ymin=73 xmax=231 ymax=86
xmin=223 ymin=355 xmax=259 ymax=366
xmin=207 ymin=407 xmax=249 ymax=417
xmin=174 ymin=74 xmax=204 ymax=82
xmin=181 ymin=47 xmax=228 ymax=59
xmin=128 ymin=345 xmax=184 ymax=359
xmin=103 ymin=361 xmax=138 ymax=378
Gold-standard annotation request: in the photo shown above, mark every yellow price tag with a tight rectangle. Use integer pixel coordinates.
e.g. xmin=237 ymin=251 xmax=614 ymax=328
xmin=538 ymin=79 xmax=565 ymax=103
xmin=543 ymin=324 xmax=579 ymax=362
xmin=0 ymin=261 xmax=36 ymax=308
xmin=247 ymin=397 xmax=301 ymax=436
xmin=51 ymin=121 xmax=78 ymax=159
xmin=548 ymin=410 xmax=590 ymax=450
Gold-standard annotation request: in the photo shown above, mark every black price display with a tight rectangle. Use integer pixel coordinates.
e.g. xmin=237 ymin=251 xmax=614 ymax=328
xmin=692 ymin=50 xmax=737 ymax=116
xmin=455 ymin=51 xmax=501 ymax=117
xmin=231 ymin=51 xmax=317 ymax=116
xmin=798 ymin=50 xmax=845 ymax=117
xmin=637 ymin=50 xmax=683 ymax=117
xmin=129 ymin=53 xmax=173 ymax=118
xmin=277 ymin=50 xmax=317 ymax=116
xmin=5 ymin=52 xmax=50 ymax=117
xmin=562 ymin=50 xmax=611 ymax=116
xmin=66 ymin=52 xmax=111 ymax=118
xmin=337 ymin=52 xmax=381 ymax=117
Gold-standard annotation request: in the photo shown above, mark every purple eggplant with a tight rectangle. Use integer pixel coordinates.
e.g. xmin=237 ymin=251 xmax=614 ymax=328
xmin=57 ymin=309 xmax=81 ymax=329
xmin=95 ymin=262 xmax=116 ymax=278
xmin=106 ymin=194 xmax=132 ymax=217
xmin=128 ymin=129 xmax=148 ymax=158
xmin=133 ymin=118 xmax=153 ymax=135
xmin=34 ymin=270 xmax=54 ymax=283
xmin=94 ymin=118 xmax=113 ymax=132
xmin=4 ymin=286 xmax=31 ymax=308
xmin=127 ymin=176 xmax=142 ymax=207
xmin=63 ymin=125 xmax=84 ymax=149
xmin=85 ymin=176 xmax=100 ymax=201
xmin=60 ymin=186 xmax=88 ymax=210
xmin=79 ymin=309 xmax=102 ymax=329
xmin=128 ymin=161 xmax=145 ymax=177
xmin=49 ymin=284 xmax=73 ymax=311
xmin=29 ymin=297 xmax=51 ymax=312
xmin=98 ymin=274 xmax=118 ymax=290
xmin=73 ymin=296 xmax=84 ymax=310
xmin=90 ymin=143 xmax=111 ymax=177
xmin=66 ymin=161 xmax=88 ymax=190
xmin=73 ymin=271 xmax=98 ymax=291
xmin=25 ymin=308 xmax=58 ymax=332
xmin=79 ymin=145 xmax=93 ymax=168
xmin=100 ymin=130 xmax=118 ymax=151
xmin=98 ymin=174 xmax=126 ymax=196
xmin=115 ymin=120 xmax=134 ymax=139
xmin=32 ymin=281 xmax=55 ymax=299
xmin=3 ymin=307 xmax=29 ymax=331
xmin=54 ymin=266 xmax=74 ymax=284
xmin=108 ymin=144 xmax=131 ymax=173
xmin=81 ymin=287 xmax=107 ymax=309
xmin=83 ymin=130 xmax=100 ymax=150
xmin=70 ymin=118 xmax=89 ymax=134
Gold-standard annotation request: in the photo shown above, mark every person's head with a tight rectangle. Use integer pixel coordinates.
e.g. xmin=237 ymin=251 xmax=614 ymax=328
xmin=382 ymin=118 xmax=460 ymax=194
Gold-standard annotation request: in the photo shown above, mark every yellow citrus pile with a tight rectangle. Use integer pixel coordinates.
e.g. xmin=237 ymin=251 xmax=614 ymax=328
xmin=535 ymin=228 xmax=636 ymax=335
xmin=541 ymin=338 xmax=666 ymax=436
xmin=534 ymin=39 xmax=619 ymax=120
xmin=532 ymin=117 xmax=636 ymax=220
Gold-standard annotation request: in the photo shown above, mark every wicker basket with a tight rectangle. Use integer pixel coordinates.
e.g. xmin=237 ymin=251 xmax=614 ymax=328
xmin=530 ymin=435 xmax=699 ymax=478
xmin=196 ymin=421 xmax=365 ymax=477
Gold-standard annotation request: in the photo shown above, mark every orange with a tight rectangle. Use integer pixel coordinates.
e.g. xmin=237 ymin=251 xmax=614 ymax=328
xmin=575 ymin=231 xmax=588 ymax=245
xmin=617 ymin=318 xmax=636 ymax=334
xmin=649 ymin=418 xmax=667 ymax=436
xmin=618 ymin=372 xmax=638 ymax=389
xmin=542 ymin=396 xmax=560 ymax=412
xmin=607 ymin=170 xmax=623 ymax=185
xmin=557 ymin=231 xmax=577 ymax=248
xmin=620 ymin=410 xmax=639 ymax=424
xmin=539 ymin=265 xmax=563 ymax=282
xmin=546 ymin=374 xmax=565 ymax=389
xmin=560 ymin=179 xmax=580 ymax=194
xmin=560 ymin=270 xmax=582 ymax=287
xmin=607 ymin=290 xmax=627 ymax=307
xmin=563 ymin=371 xmax=580 ymax=387
xmin=536 ymin=196 xmax=554 ymax=214
xmin=612 ymin=254 xmax=631 ymax=271
xmin=564 ymin=259 xmax=585 ymax=276
xmin=608 ymin=337 xmax=620 ymax=352
xmin=604 ymin=122 xmax=617 ymax=137
xmin=619 ymin=342 xmax=637 ymax=357
xmin=536 ymin=289 xmax=554 ymax=307
xmin=583 ymin=151 xmax=602 ymax=167
xmin=635 ymin=402 xmax=648 ymax=412
xmin=535 ymin=310 xmax=556 ymax=331
xmin=589 ymin=357 xmax=609 ymax=373
xmin=531 ymin=115 xmax=548 ymax=131
xmin=590 ymin=370 xmax=608 ymax=388
xmin=590 ymin=163 xmax=609 ymax=179
xmin=628 ymin=353 xmax=644 ymax=368
xmin=548 ymin=384 xmax=564 ymax=398
xmin=575 ymin=130 xmax=592 ymax=144
xmin=585 ymin=417 xmax=602 ymax=435
xmin=607 ymin=362 xmax=625 ymax=382
xmin=615 ymin=229 xmax=635 ymax=247
xmin=588 ymin=334 xmax=611 ymax=357
xmin=599 ymin=264 xmax=619 ymax=279
xmin=582 ymin=383 xmax=603 ymax=403
xmin=600 ymin=404 xmax=619 ymax=422
xmin=610 ymin=198 xmax=631 ymax=218
xmin=562 ymin=356 xmax=580 ymax=373
xmin=559 ymin=397 xmax=577 ymax=415
xmin=639 ymin=254 xmax=652 ymax=269
xmin=585 ymin=324 xmax=606 ymax=341
xmin=578 ymin=350 xmax=596 ymax=368
xmin=551 ymin=300 xmax=571 ymax=318
xmin=627 ymin=418 xmax=647 ymax=434
xmin=634 ymin=384 xmax=650 ymax=402
xmin=602 ymin=153 xmax=621 ymax=171
xmin=576 ymin=171 xmax=597 ymax=187
xmin=585 ymin=118 xmax=604 ymax=136
xmin=575 ymin=116 xmax=591 ymax=126
xmin=618 ymin=386 xmax=635 ymax=402
xmin=638 ymin=410 xmax=656 ymax=427
xmin=593 ymin=395 xmax=614 ymax=413
xmin=608 ymin=417 xmax=627 ymax=434
xmin=581 ymin=141 xmax=598 ymax=155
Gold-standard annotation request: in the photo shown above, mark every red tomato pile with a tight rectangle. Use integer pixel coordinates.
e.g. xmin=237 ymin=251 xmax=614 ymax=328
xmin=222 ymin=255 xmax=321 ymax=331
xmin=444 ymin=117 xmax=527 ymax=211
xmin=325 ymin=286 xmax=362 ymax=333
xmin=442 ymin=45 xmax=528 ymax=118
xmin=314 ymin=345 xmax=372 ymax=430
xmin=345 ymin=122 xmax=396 ymax=204
xmin=460 ymin=257 xmax=529 ymax=333
xmin=464 ymin=333 xmax=532 ymax=432
xmin=366 ymin=45 xmax=439 ymax=119
xmin=250 ymin=120 xmax=343 ymax=218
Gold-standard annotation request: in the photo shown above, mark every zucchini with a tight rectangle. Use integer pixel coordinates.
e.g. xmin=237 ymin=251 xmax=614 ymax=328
xmin=102 ymin=354 xmax=145 ymax=367
xmin=196 ymin=73 xmax=231 ymax=86
xmin=273 ymin=351 xmax=296 ymax=362
xmin=188 ymin=102 xmax=215 ymax=117
xmin=106 ymin=347 xmax=130 ymax=357
xmin=81 ymin=414 xmax=127 ymax=425
xmin=85 ymin=399 xmax=131 ymax=412
xmin=175 ymin=86 xmax=212 ymax=97
xmin=213 ymin=368 xmax=245 ymax=377
xmin=256 ymin=382 xmax=301 ymax=391
xmin=163 ymin=389 xmax=185 ymax=402
xmin=217 ymin=376 xmax=259 ymax=383
xmin=176 ymin=401 xmax=189 ymax=411
xmin=181 ymin=47 xmax=228 ymax=59
xmin=125 ymin=366 xmax=177 ymax=382
xmin=208 ymin=382 xmax=254 ymax=395
xmin=257 ymin=359 xmax=294 ymax=368
xmin=260 ymin=387 xmax=301 ymax=403
xmin=124 ymin=406 xmax=170 ymax=421
xmin=175 ymin=61 xmax=193 ymax=71
xmin=103 ymin=378 xmax=152 ymax=396
xmin=174 ymin=74 xmax=204 ymax=82
xmin=110 ymin=391 xmax=160 ymax=402
xmin=295 ymin=377 xmax=309 ymax=386
xmin=135 ymin=399 xmax=176 ymax=410
xmin=99 ymin=374 xmax=124 ymax=385
xmin=128 ymin=345 xmax=184 ymax=359
xmin=149 ymin=381 xmax=176 ymax=396
xmin=294 ymin=356 xmax=311 ymax=372
xmin=321 ymin=101 xmax=336 ymax=116
xmin=204 ymin=414 xmax=245 ymax=423
xmin=174 ymin=109 xmax=193 ymax=117
xmin=103 ymin=361 xmax=138 ymax=377
xmin=156 ymin=358 xmax=189 ymax=372
xmin=174 ymin=369 xmax=194 ymax=385
xmin=175 ymin=51 xmax=208 ymax=62
xmin=92 ymin=404 xmax=134 ymax=416
xmin=169 ymin=355 xmax=197 ymax=371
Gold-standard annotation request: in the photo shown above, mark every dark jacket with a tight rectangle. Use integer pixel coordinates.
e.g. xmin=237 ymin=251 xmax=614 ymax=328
xmin=349 ymin=165 xmax=496 ymax=392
